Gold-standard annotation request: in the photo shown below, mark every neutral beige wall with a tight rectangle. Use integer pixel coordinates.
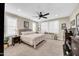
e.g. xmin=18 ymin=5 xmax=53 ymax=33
xmin=51 ymin=17 xmax=70 ymax=40
xmin=5 ymin=12 xmax=36 ymax=35
xmin=40 ymin=17 xmax=70 ymax=40
xmin=5 ymin=12 xmax=33 ymax=30
xmin=58 ymin=4 xmax=79 ymax=40
xmin=69 ymin=4 xmax=79 ymax=28
xmin=17 ymin=17 xmax=32 ymax=30
xmin=58 ymin=17 xmax=70 ymax=40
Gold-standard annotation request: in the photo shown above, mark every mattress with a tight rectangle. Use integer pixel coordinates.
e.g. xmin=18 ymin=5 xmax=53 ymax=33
xmin=20 ymin=34 xmax=45 ymax=45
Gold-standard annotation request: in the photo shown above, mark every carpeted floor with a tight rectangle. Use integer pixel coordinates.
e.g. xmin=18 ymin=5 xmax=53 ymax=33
xmin=4 ymin=39 xmax=64 ymax=56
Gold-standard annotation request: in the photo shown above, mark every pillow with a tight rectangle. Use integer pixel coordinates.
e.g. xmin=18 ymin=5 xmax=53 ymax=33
xmin=21 ymin=31 xmax=35 ymax=35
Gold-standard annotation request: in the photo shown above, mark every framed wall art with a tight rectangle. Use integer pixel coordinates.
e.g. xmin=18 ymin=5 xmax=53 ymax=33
xmin=61 ymin=23 xmax=66 ymax=30
xmin=70 ymin=19 xmax=75 ymax=27
xmin=24 ymin=21 xmax=29 ymax=28
xmin=76 ymin=13 xmax=79 ymax=27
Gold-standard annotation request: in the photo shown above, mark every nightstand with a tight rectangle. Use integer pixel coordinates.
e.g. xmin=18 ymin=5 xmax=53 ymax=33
xmin=12 ymin=35 xmax=21 ymax=46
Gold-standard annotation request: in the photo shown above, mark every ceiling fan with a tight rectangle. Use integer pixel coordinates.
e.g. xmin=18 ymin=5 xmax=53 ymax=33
xmin=34 ymin=12 xmax=50 ymax=19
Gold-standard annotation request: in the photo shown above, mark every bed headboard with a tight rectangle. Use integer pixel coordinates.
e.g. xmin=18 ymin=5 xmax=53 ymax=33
xmin=19 ymin=29 xmax=32 ymax=35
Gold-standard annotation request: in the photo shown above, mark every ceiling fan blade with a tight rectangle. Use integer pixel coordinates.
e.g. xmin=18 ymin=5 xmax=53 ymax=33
xmin=42 ymin=16 xmax=47 ymax=19
xmin=43 ymin=13 xmax=49 ymax=16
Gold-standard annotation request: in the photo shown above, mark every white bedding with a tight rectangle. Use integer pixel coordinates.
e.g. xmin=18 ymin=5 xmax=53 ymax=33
xmin=20 ymin=34 xmax=45 ymax=46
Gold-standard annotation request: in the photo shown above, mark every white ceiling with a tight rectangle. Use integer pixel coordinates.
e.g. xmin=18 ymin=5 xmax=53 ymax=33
xmin=5 ymin=3 xmax=79 ymax=22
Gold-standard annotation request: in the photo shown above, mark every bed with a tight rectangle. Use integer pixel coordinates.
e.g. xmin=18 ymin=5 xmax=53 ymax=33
xmin=20 ymin=30 xmax=45 ymax=48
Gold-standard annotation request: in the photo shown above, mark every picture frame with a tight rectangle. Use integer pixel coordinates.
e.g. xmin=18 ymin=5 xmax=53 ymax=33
xmin=61 ymin=23 xmax=66 ymax=30
xmin=24 ymin=21 xmax=29 ymax=28
xmin=76 ymin=13 xmax=79 ymax=27
xmin=70 ymin=19 xmax=75 ymax=27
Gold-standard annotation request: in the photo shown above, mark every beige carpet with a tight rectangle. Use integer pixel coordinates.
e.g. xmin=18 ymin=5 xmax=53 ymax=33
xmin=4 ymin=40 xmax=64 ymax=56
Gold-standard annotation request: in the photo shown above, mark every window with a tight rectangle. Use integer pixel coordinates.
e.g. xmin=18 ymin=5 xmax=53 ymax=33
xmin=41 ymin=20 xmax=59 ymax=33
xmin=49 ymin=21 xmax=59 ymax=33
xmin=5 ymin=14 xmax=17 ymax=36
xmin=32 ymin=22 xmax=37 ymax=32
xmin=41 ymin=22 xmax=48 ymax=33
